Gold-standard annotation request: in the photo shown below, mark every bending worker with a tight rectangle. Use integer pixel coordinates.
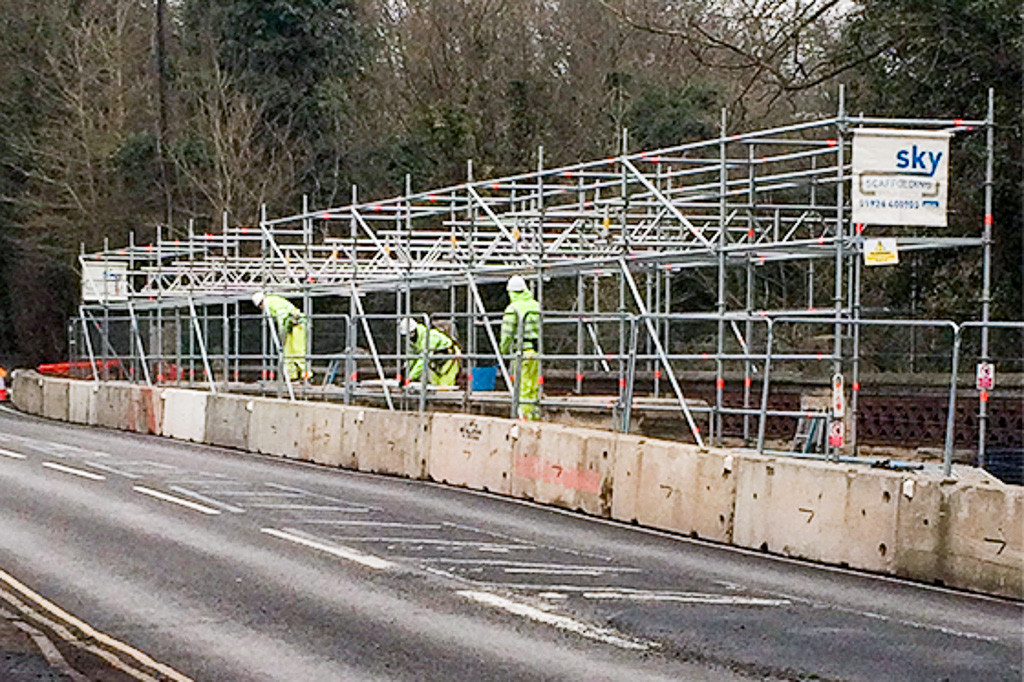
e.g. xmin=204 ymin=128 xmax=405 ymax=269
xmin=252 ymin=292 xmax=310 ymax=381
xmin=399 ymin=318 xmax=461 ymax=387
xmin=498 ymin=275 xmax=540 ymax=421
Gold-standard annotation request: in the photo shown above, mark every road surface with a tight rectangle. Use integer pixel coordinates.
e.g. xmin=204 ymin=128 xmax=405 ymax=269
xmin=0 ymin=405 xmax=1019 ymax=681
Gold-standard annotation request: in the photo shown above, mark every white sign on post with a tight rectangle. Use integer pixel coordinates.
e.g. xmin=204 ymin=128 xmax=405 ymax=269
xmin=976 ymin=362 xmax=995 ymax=391
xmin=831 ymin=373 xmax=845 ymax=418
xmin=81 ymin=262 xmax=129 ymax=302
xmin=852 ymin=128 xmax=951 ymax=227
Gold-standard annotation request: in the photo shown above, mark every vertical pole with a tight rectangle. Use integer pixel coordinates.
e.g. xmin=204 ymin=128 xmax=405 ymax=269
xmin=944 ymin=324 xmax=961 ymax=476
xmin=621 ymin=315 xmax=639 ymax=433
xmin=536 ymin=146 xmax=545 ymax=408
xmin=851 ymin=235 xmax=863 ymax=453
xmin=575 ymin=272 xmax=584 ymax=395
xmin=831 ymin=85 xmax=848 ymax=460
xmin=977 ymin=89 xmax=995 ymax=468
xmin=346 ymin=185 xmax=359 ymax=405
xmin=756 ymin=320 xmax=775 ymax=453
xmin=716 ymin=107 xmax=728 ymax=445
xmin=744 ymin=141 xmax=756 ymax=444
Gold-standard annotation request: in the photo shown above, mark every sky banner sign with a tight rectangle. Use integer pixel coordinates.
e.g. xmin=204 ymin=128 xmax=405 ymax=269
xmin=851 ymin=128 xmax=951 ymax=227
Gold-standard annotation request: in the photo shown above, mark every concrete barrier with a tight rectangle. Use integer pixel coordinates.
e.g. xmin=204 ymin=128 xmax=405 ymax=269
xmin=160 ymin=388 xmax=208 ymax=443
xmin=297 ymin=402 xmax=345 ymax=467
xmin=944 ymin=483 xmax=1023 ymax=599
xmin=94 ymin=383 xmax=135 ymax=431
xmin=612 ymin=436 xmax=736 ymax=543
xmin=41 ymin=378 xmax=70 ymax=422
xmin=428 ymin=413 xmax=517 ymax=494
xmin=733 ymin=455 xmax=901 ymax=573
xmin=11 ymin=370 xmax=43 ymax=415
xmin=347 ymin=407 xmax=430 ymax=478
xmin=205 ymin=393 xmax=253 ymax=450
xmin=67 ymin=380 xmax=96 ymax=424
xmin=130 ymin=386 xmax=163 ymax=435
xmin=248 ymin=398 xmax=304 ymax=457
xmin=512 ymin=423 xmax=616 ymax=517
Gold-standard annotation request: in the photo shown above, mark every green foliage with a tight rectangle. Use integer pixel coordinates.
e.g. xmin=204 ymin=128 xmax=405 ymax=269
xmin=625 ymin=84 xmax=718 ymax=150
xmin=842 ymin=0 xmax=1023 ymax=321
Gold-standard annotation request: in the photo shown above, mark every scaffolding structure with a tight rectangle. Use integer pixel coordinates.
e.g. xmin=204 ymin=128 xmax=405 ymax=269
xmin=71 ymin=91 xmax=1011 ymax=473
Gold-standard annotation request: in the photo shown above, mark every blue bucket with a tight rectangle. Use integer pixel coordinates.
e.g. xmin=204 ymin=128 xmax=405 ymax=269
xmin=470 ymin=365 xmax=498 ymax=391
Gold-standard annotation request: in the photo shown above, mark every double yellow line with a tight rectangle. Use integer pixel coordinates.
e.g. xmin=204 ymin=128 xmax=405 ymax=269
xmin=0 ymin=567 xmax=192 ymax=682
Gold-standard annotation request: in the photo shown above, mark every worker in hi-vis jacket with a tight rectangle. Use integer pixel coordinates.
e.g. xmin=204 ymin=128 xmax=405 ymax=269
xmin=252 ymin=292 xmax=310 ymax=381
xmin=498 ymin=275 xmax=540 ymax=420
xmin=399 ymin=318 xmax=461 ymax=386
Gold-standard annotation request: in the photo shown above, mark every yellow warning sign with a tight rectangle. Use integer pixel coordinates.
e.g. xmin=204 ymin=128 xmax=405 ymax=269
xmin=864 ymin=237 xmax=899 ymax=266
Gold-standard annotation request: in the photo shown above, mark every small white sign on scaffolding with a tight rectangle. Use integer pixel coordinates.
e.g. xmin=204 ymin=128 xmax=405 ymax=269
xmin=82 ymin=262 xmax=129 ymax=302
xmin=852 ymin=128 xmax=951 ymax=227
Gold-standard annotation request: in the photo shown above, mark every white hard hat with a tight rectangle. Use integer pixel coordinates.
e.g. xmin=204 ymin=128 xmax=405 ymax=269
xmin=251 ymin=291 xmax=265 ymax=307
xmin=398 ymin=318 xmax=418 ymax=335
xmin=506 ymin=275 xmax=527 ymax=292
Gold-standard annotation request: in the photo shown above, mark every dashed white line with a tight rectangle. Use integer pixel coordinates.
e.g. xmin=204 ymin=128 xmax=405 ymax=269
xmin=0 ymin=447 xmax=27 ymax=460
xmin=169 ymin=486 xmax=246 ymax=513
xmin=459 ymin=590 xmax=656 ymax=651
xmin=261 ymin=528 xmax=394 ymax=570
xmin=133 ymin=486 xmax=221 ymax=515
xmin=42 ymin=462 xmax=106 ymax=481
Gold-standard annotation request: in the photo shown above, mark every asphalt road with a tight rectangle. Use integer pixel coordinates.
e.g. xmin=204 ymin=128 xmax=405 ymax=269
xmin=0 ymin=405 xmax=1019 ymax=681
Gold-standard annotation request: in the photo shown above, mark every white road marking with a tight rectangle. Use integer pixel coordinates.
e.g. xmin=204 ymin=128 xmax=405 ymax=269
xmin=325 ymin=537 xmax=533 ymax=549
xmin=296 ymin=521 xmax=443 ymax=529
xmin=0 ymin=447 xmax=27 ymax=460
xmin=133 ymin=486 xmax=221 ymax=515
xmin=459 ymin=590 xmax=657 ymax=651
xmin=262 ymin=528 xmax=394 ymax=570
xmin=582 ymin=591 xmax=791 ymax=606
xmin=139 ymin=461 xmax=178 ymax=469
xmin=211 ymin=491 xmax=304 ymax=498
xmin=415 ymin=559 xmax=630 ymax=570
xmin=42 ymin=462 xmax=106 ymax=481
xmin=504 ymin=567 xmax=633 ymax=576
xmin=248 ymin=504 xmax=370 ymax=511
xmin=83 ymin=461 xmax=142 ymax=479
xmin=169 ymin=486 xmax=246 ymax=513
xmin=264 ymin=483 xmax=379 ymax=509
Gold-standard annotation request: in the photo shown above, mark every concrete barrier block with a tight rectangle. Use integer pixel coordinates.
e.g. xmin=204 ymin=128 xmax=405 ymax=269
xmin=41 ymin=378 xmax=70 ymax=421
xmin=95 ymin=383 xmax=134 ymax=430
xmin=734 ymin=456 xmax=899 ymax=571
xmin=837 ymin=468 xmax=901 ymax=572
xmin=160 ymin=388 xmax=208 ymax=443
xmin=248 ymin=397 xmax=304 ymax=457
xmin=129 ymin=386 xmax=163 ymax=435
xmin=428 ymin=413 xmax=517 ymax=494
xmin=894 ymin=477 xmax=946 ymax=583
xmin=512 ymin=423 xmax=616 ymax=517
xmin=205 ymin=393 xmax=253 ymax=450
xmin=297 ymin=402 xmax=345 ymax=467
xmin=346 ymin=407 xmax=430 ymax=478
xmin=945 ymin=483 xmax=1023 ymax=599
xmin=67 ymin=380 xmax=96 ymax=424
xmin=612 ymin=437 xmax=736 ymax=543
xmin=11 ymin=370 xmax=43 ymax=415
